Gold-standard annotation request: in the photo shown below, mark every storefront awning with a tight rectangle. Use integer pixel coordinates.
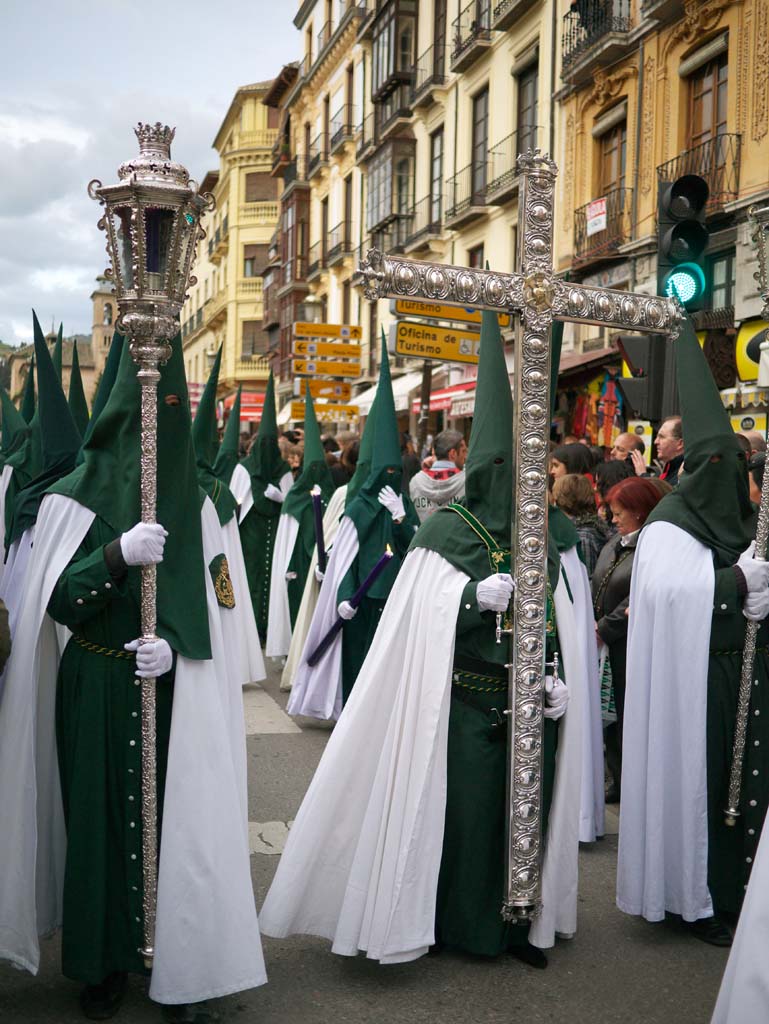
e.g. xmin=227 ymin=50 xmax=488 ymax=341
xmin=356 ymin=371 xmax=423 ymax=414
xmin=557 ymin=346 xmax=619 ymax=376
xmin=224 ymin=390 xmax=265 ymax=423
xmin=411 ymin=379 xmax=477 ymax=414
xmin=720 ymin=385 xmax=769 ymax=410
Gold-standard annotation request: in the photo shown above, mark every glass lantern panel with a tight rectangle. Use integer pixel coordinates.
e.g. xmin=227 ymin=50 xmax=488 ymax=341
xmin=110 ymin=206 xmax=134 ymax=290
xmin=175 ymin=211 xmax=198 ymax=300
xmin=144 ymin=207 xmax=176 ymax=292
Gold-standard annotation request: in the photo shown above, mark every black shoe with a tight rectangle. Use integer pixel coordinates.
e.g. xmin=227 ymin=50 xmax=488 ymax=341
xmin=605 ymin=784 xmax=621 ymax=804
xmin=79 ymin=972 xmax=127 ymax=1021
xmin=686 ymin=916 xmax=733 ymax=947
xmin=161 ymin=1003 xmax=218 ymax=1024
xmin=508 ymin=942 xmax=548 ymax=969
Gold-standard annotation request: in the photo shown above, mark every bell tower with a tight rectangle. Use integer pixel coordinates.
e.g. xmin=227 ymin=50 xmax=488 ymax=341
xmin=90 ymin=276 xmax=116 ymax=377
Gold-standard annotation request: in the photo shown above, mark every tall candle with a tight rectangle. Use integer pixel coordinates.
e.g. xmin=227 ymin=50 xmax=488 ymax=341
xmin=350 ymin=545 xmax=394 ymax=608
xmin=311 ymin=484 xmax=326 ymax=573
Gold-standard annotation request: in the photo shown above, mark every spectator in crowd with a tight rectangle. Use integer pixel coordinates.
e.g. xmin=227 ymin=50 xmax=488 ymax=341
xmin=409 ymin=428 xmax=467 ymax=522
xmin=552 ymin=473 xmax=612 ymax=577
xmin=239 ymin=430 xmax=251 ymax=458
xmin=549 ymin=442 xmax=596 ymax=480
xmin=591 ymin=476 xmax=664 ymax=803
xmin=287 ymin=444 xmax=303 ymax=479
xmin=611 ymin=432 xmax=647 ymax=477
xmin=749 ymin=451 xmax=765 ymax=505
xmin=735 ymin=433 xmax=752 ymax=459
xmin=655 ymin=415 xmax=684 ymax=485
xmin=400 ymin=432 xmax=421 ymax=493
xmin=340 ymin=438 xmax=359 ymax=482
xmin=595 ymin=459 xmax=633 ymax=526
xmin=738 ymin=429 xmax=767 ymax=456
xmin=322 ymin=435 xmax=351 ymax=488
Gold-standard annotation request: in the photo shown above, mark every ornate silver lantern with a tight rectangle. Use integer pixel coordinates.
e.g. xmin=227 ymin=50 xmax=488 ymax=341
xmin=88 ymin=123 xmax=213 ymax=967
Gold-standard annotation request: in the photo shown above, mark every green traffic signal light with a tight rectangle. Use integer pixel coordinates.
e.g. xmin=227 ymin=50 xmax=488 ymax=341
xmin=663 ymin=262 xmax=706 ymax=306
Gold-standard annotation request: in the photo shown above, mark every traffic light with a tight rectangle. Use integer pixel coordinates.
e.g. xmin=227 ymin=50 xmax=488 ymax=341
xmin=657 ymin=175 xmax=710 ymax=311
xmin=615 ymin=333 xmax=679 ymax=424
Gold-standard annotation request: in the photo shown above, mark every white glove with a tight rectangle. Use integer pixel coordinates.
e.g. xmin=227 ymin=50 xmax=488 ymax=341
xmin=544 ymin=675 xmax=569 ymax=720
xmin=378 ymin=485 xmax=405 ymax=522
xmin=124 ymin=637 xmax=173 ymax=678
xmin=744 ymin=588 xmax=769 ymax=622
xmin=264 ymin=483 xmax=284 ymax=504
xmin=119 ymin=522 xmax=168 ymax=565
xmin=476 ymin=573 xmax=514 ymax=613
xmin=314 ymin=565 xmax=325 ymax=583
xmin=737 ymin=542 xmax=769 ymax=593
xmin=338 ymin=600 xmax=357 ymax=620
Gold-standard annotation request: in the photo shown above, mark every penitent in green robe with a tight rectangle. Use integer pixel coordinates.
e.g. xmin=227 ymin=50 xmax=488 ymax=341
xmin=240 ymin=508 xmax=280 ymax=640
xmin=49 ymin=516 xmax=173 ymax=985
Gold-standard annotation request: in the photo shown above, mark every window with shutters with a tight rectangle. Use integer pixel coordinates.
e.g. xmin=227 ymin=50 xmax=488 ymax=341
xmin=242 ymin=320 xmax=269 ymax=356
xmin=599 ymin=121 xmax=627 ymax=195
xmin=468 ymin=244 xmax=484 ymax=269
xmin=430 ymin=128 xmax=443 ymax=223
xmin=244 ymin=172 xmax=277 ymax=203
xmin=471 ymin=88 xmax=489 ymax=200
xmin=243 ymin=244 xmax=267 ymax=278
xmin=688 ymin=53 xmax=728 ymax=152
xmin=709 ymin=250 xmax=736 ymax=310
xmin=516 ymin=64 xmax=538 ymax=156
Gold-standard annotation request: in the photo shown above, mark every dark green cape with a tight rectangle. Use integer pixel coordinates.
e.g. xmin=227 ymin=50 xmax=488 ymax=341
xmin=646 ymin=317 xmax=754 ymax=568
xmin=344 ymin=393 xmax=377 ymax=508
xmin=67 ymin=340 xmax=90 ymax=438
xmin=50 ymin=334 xmax=211 ymax=661
xmin=191 ymin=347 xmax=237 ymax=526
xmin=212 ymin=386 xmax=242 ymax=486
xmin=0 ymin=387 xmax=30 ymax=466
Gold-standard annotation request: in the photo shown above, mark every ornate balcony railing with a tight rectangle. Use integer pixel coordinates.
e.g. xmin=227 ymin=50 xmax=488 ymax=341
xmin=451 ymin=0 xmax=493 ymax=73
xmin=308 ymin=133 xmax=329 ymax=177
xmin=283 ymin=154 xmax=309 ymax=189
xmin=316 ymin=20 xmax=332 ymax=57
xmin=573 ymin=186 xmax=633 ymax=265
xmin=237 ymin=278 xmax=265 ymax=300
xmin=656 ymin=133 xmax=742 ymax=212
xmin=328 ymin=221 xmax=354 ymax=265
xmin=330 ymin=104 xmax=356 ymax=153
xmin=235 ymin=355 xmax=271 ymax=378
xmin=375 ymin=82 xmax=413 ymax=141
xmin=404 ymin=195 xmax=444 ymax=249
xmin=493 ymin=0 xmax=538 ymax=31
xmin=562 ymin=0 xmax=632 ymax=73
xmin=356 ymin=112 xmax=377 ymax=160
xmin=238 ymin=202 xmax=279 ymax=224
xmin=412 ymin=43 xmax=447 ymax=106
xmin=446 ymin=162 xmax=491 ymax=225
xmin=308 ymin=240 xmax=327 ymax=280
xmin=487 ymin=126 xmax=542 ymax=203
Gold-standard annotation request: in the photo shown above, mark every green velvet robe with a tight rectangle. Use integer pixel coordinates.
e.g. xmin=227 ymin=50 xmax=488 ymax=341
xmin=50 ymin=516 xmax=173 ymax=985
xmin=239 ymin=507 xmax=279 ymax=641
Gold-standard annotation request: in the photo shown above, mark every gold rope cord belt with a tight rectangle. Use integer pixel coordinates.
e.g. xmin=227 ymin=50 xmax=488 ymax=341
xmin=71 ymin=634 xmax=134 ymax=660
xmin=452 ymin=668 xmax=508 ymax=693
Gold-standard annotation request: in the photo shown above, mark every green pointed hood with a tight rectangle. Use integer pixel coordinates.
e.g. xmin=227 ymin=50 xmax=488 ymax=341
xmin=213 ymin=385 xmax=242 ymax=486
xmin=7 ymin=319 xmax=83 ymax=545
xmin=239 ymin=371 xmax=289 ymax=517
xmin=53 ymin=322 xmax=63 ymax=380
xmin=68 ymin=340 xmax=90 ymax=437
xmin=646 ymin=315 xmax=753 ymax=566
xmin=51 ymin=334 xmax=211 ymax=660
xmin=191 ymin=347 xmax=237 ymax=525
xmin=344 ymin=392 xmax=378 ymax=507
xmin=344 ymin=332 xmax=418 ymax=598
xmin=20 ymin=358 xmax=35 ymax=423
xmin=0 ymin=388 xmax=29 ymax=464
xmin=78 ymin=332 xmax=125 ymax=460
xmin=282 ymin=384 xmax=334 ymax=527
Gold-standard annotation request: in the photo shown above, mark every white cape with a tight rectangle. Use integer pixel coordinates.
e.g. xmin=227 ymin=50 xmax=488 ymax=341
xmin=560 ymin=546 xmax=605 ymax=842
xmin=260 ymin=548 xmax=585 ymax=961
xmin=712 ymin=814 xmax=769 ymax=1023
xmin=0 ymin=463 xmax=13 ymax=588
xmin=286 ymin=516 xmax=359 ymax=720
xmin=265 ymin=511 xmax=300 ymax=658
xmin=281 ymin=484 xmax=347 ymax=692
xmin=219 ymin=513 xmax=265 ymax=686
xmin=0 ymin=493 xmax=266 ymax=1002
xmin=617 ymin=520 xmax=713 ymax=922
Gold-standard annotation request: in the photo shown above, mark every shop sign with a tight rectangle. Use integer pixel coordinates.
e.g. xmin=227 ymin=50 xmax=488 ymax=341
xmin=389 ymin=320 xmax=480 ymax=365
xmin=392 ymin=298 xmax=511 ymax=328
xmin=293 ymin=322 xmax=362 ymax=340
xmin=586 ymin=197 xmax=607 ymax=237
xmin=290 ymin=401 xmax=359 ymax=422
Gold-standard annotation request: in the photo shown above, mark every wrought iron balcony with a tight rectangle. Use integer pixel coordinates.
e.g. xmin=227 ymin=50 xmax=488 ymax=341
xmin=308 ymin=133 xmax=329 ymax=178
xmin=375 ymin=83 xmax=414 ymax=143
xmin=282 ymin=154 xmax=309 ymax=192
xmin=640 ymin=0 xmax=684 ymax=22
xmin=356 ymin=0 xmax=376 ymax=40
xmin=561 ymin=0 xmax=633 ymax=85
xmin=328 ymin=222 xmax=354 ymax=266
xmin=404 ymin=195 xmax=444 ymax=253
xmin=330 ymin=105 xmax=356 ymax=154
xmin=445 ymin=162 xmax=493 ymax=228
xmin=656 ymin=134 xmax=742 ymax=213
xmin=451 ymin=0 xmax=493 ymax=74
xmin=411 ymin=43 xmax=447 ymax=109
xmin=316 ymin=20 xmax=332 ymax=58
xmin=573 ymin=186 xmax=633 ymax=266
xmin=492 ymin=0 xmax=538 ymax=31
xmin=307 ymin=241 xmax=327 ymax=281
xmin=356 ymin=113 xmax=377 ymax=162
xmin=278 ymin=255 xmax=309 ymax=294
xmin=486 ymin=126 xmax=542 ymax=205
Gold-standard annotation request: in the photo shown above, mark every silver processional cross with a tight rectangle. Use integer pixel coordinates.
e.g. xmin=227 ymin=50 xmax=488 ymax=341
xmin=357 ymin=150 xmax=682 ymax=922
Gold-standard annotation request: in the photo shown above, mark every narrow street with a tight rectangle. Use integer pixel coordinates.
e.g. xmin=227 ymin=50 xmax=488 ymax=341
xmin=1 ymin=657 xmax=728 ymax=1024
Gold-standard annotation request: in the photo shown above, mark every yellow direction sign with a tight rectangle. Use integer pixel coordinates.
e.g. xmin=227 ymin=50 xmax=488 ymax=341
xmin=390 ymin=320 xmax=481 ymax=365
xmin=292 ymin=358 xmax=360 ymax=378
xmin=293 ymin=340 xmax=361 ymax=358
xmin=295 ymin=379 xmax=353 ymax=401
xmin=290 ymin=401 xmax=359 ymax=422
xmin=293 ymin=321 xmax=363 ymax=340
xmin=393 ymin=298 xmax=511 ymax=328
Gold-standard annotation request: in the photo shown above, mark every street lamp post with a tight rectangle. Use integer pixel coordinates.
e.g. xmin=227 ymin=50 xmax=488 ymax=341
xmin=88 ymin=123 xmax=213 ymax=967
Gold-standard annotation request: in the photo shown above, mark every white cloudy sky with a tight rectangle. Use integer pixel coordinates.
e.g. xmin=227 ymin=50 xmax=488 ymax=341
xmin=0 ymin=0 xmax=299 ymax=346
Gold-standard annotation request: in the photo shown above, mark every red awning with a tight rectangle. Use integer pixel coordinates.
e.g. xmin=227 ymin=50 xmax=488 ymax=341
xmin=224 ymin=390 xmax=265 ymax=423
xmin=411 ymin=379 xmax=477 ymax=413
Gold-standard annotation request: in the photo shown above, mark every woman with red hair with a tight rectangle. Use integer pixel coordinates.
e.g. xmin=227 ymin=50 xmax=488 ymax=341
xmin=591 ymin=477 xmax=664 ymax=801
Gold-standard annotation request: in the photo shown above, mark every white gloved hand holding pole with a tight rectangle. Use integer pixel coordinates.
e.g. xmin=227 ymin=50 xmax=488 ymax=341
xmin=119 ymin=522 xmax=168 ymax=565
xmin=124 ymin=637 xmax=174 ymax=678
xmin=476 ymin=573 xmax=514 ymax=613
xmin=744 ymin=588 xmax=769 ymax=622
xmin=264 ymin=483 xmax=284 ymax=504
xmin=314 ymin=565 xmax=325 ymax=583
xmin=377 ymin=485 xmax=405 ymax=522
xmin=737 ymin=541 xmax=769 ymax=593
xmin=338 ymin=600 xmax=357 ymax=620
xmin=544 ymin=675 xmax=569 ymax=720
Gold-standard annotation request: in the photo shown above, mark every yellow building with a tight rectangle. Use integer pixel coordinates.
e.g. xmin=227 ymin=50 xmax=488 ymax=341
xmin=554 ymin=0 xmax=769 ymax=418
xmin=181 ymin=82 xmax=280 ymax=415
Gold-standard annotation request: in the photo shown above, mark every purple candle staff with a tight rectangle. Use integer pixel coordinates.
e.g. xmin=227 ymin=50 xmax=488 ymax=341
xmin=311 ymin=484 xmax=327 ymax=574
xmin=306 ymin=545 xmax=394 ymax=667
